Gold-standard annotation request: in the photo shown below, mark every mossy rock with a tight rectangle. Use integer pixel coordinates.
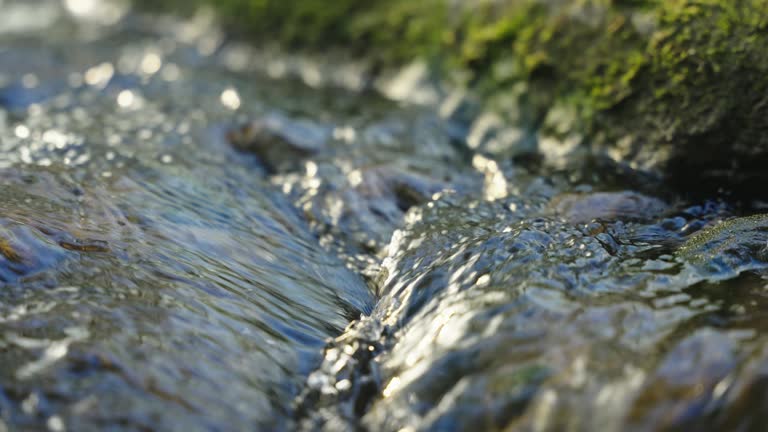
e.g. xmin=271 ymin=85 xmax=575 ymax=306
xmin=591 ymin=0 xmax=768 ymax=194
xmin=676 ymin=213 xmax=768 ymax=265
xmin=136 ymin=0 xmax=768 ymax=194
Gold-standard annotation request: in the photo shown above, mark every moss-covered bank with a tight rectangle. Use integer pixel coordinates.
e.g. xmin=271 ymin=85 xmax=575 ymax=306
xmin=136 ymin=0 xmax=768 ymax=193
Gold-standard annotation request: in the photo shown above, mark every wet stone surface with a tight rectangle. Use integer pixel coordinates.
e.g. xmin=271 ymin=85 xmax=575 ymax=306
xmin=299 ymin=193 xmax=768 ymax=431
xmin=2 ymin=1 xmax=768 ymax=432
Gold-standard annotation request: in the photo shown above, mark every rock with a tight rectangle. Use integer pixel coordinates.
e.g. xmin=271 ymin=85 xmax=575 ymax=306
xmin=227 ymin=111 xmax=330 ymax=173
xmin=549 ymin=191 xmax=668 ymax=224
xmin=676 ymin=213 xmax=768 ymax=271
xmin=297 ymin=193 xmax=767 ymax=431
xmin=165 ymin=0 xmax=768 ymax=195
xmin=281 ymin=161 xmax=467 ymax=278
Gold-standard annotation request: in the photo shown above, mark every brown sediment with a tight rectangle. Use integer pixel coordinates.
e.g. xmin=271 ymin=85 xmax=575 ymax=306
xmin=0 ymin=237 xmax=23 ymax=262
xmin=59 ymin=240 xmax=110 ymax=253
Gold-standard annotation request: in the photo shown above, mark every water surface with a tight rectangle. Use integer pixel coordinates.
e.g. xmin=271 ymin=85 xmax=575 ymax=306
xmin=3 ymin=2 xmax=768 ymax=432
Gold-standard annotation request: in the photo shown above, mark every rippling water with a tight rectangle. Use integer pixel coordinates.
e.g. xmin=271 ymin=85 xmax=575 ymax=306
xmin=3 ymin=1 xmax=768 ymax=431
xmin=0 ymin=2 xmax=384 ymax=429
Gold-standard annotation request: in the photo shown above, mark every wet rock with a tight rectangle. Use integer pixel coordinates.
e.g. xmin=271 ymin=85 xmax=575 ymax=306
xmin=144 ymin=0 xmax=768 ymax=196
xmin=298 ymin=193 xmax=768 ymax=431
xmin=227 ymin=111 xmax=331 ymax=173
xmin=262 ymin=109 xmax=482 ymax=278
xmin=549 ymin=191 xmax=668 ymax=224
xmin=676 ymin=214 xmax=768 ymax=274
xmin=58 ymin=238 xmax=110 ymax=253
xmin=278 ymin=162 xmax=472 ymax=283
xmin=296 ymin=318 xmax=386 ymax=430
xmin=12 ymin=1 xmax=768 ymax=429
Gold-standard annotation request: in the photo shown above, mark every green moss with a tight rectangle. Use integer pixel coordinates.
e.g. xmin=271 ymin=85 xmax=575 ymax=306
xmin=598 ymin=1 xmax=768 ymax=176
xmin=134 ymin=0 xmax=450 ymax=63
xmin=676 ymin=214 xmax=768 ymax=264
xmin=135 ymin=0 xmax=768 ymax=186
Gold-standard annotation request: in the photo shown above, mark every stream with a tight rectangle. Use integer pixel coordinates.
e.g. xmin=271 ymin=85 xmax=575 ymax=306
xmin=2 ymin=1 xmax=768 ymax=431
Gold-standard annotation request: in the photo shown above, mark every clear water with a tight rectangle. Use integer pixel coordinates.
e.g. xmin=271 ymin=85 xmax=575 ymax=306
xmin=2 ymin=1 xmax=768 ymax=432
xmin=0 ymin=2 xmax=381 ymax=429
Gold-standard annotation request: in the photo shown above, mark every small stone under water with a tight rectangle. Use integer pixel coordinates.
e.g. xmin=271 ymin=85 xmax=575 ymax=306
xmin=58 ymin=239 xmax=110 ymax=253
xmin=549 ymin=191 xmax=669 ymax=224
xmin=227 ymin=112 xmax=331 ymax=173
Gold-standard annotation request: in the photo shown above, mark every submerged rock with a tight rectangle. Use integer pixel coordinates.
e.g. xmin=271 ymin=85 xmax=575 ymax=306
xmin=227 ymin=111 xmax=331 ymax=173
xmin=292 ymin=165 xmax=449 ymax=255
xmin=676 ymin=214 xmax=768 ymax=275
xmin=10 ymin=1 xmax=768 ymax=430
xmin=298 ymin=194 xmax=768 ymax=431
xmin=549 ymin=191 xmax=668 ymax=224
xmin=232 ymin=106 xmax=484 ymax=278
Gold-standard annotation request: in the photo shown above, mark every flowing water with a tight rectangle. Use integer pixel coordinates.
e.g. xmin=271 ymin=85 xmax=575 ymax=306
xmin=2 ymin=1 xmax=768 ymax=431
